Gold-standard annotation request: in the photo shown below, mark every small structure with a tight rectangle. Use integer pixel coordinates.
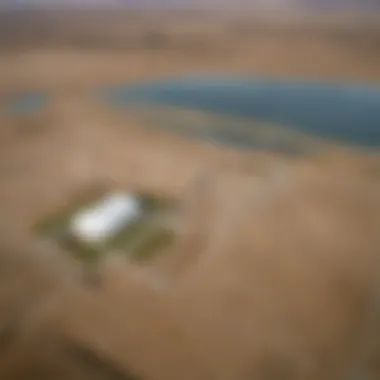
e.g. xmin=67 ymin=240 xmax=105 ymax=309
xmin=33 ymin=186 xmax=177 ymax=265
xmin=69 ymin=193 xmax=142 ymax=246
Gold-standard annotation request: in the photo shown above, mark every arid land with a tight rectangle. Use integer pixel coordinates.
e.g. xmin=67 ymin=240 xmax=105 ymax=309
xmin=0 ymin=10 xmax=380 ymax=94
xmin=0 ymin=10 xmax=380 ymax=380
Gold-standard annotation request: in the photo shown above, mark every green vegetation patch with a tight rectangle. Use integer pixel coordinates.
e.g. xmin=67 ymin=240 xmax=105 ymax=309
xmin=132 ymin=227 xmax=175 ymax=263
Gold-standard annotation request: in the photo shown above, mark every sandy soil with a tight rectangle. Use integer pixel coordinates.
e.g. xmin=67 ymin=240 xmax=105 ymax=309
xmin=0 ymin=11 xmax=380 ymax=380
xmin=0 ymin=11 xmax=380 ymax=94
xmin=0 ymin=99 xmax=380 ymax=379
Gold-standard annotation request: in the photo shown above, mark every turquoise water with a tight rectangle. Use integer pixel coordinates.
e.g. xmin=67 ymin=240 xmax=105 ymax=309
xmin=101 ymin=75 xmax=380 ymax=148
xmin=7 ymin=93 xmax=48 ymax=115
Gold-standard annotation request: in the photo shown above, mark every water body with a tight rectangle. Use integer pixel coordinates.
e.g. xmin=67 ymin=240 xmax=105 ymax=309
xmin=7 ymin=92 xmax=48 ymax=116
xmin=101 ymin=75 xmax=380 ymax=148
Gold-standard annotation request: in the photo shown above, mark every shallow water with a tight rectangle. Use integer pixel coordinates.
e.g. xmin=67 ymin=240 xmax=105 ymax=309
xmin=7 ymin=92 xmax=48 ymax=116
xmin=101 ymin=75 xmax=380 ymax=148
xmin=6 ymin=77 xmax=380 ymax=149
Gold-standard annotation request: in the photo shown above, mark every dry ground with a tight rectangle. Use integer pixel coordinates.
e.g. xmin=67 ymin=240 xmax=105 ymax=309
xmin=0 ymin=10 xmax=380 ymax=94
xmin=0 ymin=11 xmax=380 ymax=380
xmin=0 ymin=98 xmax=380 ymax=380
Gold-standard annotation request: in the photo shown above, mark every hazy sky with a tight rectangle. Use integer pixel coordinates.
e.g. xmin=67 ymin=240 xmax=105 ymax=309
xmin=1 ymin=0 xmax=378 ymax=9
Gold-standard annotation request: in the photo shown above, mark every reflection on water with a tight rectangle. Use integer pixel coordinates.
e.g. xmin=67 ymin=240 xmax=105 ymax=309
xmin=101 ymin=75 xmax=380 ymax=148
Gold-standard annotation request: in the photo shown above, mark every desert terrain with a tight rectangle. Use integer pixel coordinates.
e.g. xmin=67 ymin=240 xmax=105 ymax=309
xmin=0 ymin=10 xmax=380 ymax=94
xmin=0 ymin=9 xmax=380 ymax=380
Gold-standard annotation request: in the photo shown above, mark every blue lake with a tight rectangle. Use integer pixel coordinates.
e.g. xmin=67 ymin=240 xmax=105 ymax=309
xmin=100 ymin=75 xmax=380 ymax=148
xmin=7 ymin=92 xmax=48 ymax=116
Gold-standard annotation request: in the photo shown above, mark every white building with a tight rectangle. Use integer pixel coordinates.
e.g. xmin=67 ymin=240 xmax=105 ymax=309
xmin=69 ymin=192 xmax=141 ymax=245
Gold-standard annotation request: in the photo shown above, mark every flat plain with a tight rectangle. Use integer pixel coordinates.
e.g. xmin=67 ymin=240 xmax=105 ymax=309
xmin=0 ymin=10 xmax=380 ymax=380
